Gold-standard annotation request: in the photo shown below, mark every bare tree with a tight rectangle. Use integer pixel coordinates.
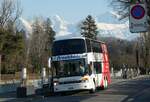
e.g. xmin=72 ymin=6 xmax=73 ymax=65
xmin=110 ymin=0 xmax=150 ymax=74
xmin=110 ymin=0 xmax=145 ymax=19
xmin=0 ymin=0 xmax=22 ymax=80
xmin=140 ymin=32 xmax=150 ymax=74
xmin=0 ymin=0 xmax=22 ymax=29
xmin=29 ymin=17 xmax=55 ymax=73
xmin=110 ymin=0 xmax=130 ymax=20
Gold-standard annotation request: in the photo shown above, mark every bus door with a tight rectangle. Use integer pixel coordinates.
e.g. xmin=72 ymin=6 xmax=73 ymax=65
xmin=94 ymin=62 xmax=102 ymax=87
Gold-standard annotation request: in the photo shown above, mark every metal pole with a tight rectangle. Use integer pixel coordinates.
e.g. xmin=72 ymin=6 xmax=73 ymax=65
xmin=146 ymin=0 xmax=150 ymax=30
xmin=41 ymin=67 xmax=46 ymax=85
xmin=21 ymin=68 xmax=27 ymax=87
xmin=136 ymin=46 xmax=139 ymax=67
xmin=0 ymin=55 xmax=1 ymax=82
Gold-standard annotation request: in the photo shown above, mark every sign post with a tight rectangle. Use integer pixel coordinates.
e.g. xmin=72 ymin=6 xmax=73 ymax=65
xmin=129 ymin=4 xmax=148 ymax=33
xmin=146 ymin=0 xmax=150 ymax=30
xmin=131 ymin=0 xmax=144 ymax=4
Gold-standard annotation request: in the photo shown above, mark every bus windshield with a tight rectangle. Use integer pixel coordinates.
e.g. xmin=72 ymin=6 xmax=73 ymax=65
xmin=53 ymin=59 xmax=86 ymax=77
xmin=52 ymin=39 xmax=86 ymax=56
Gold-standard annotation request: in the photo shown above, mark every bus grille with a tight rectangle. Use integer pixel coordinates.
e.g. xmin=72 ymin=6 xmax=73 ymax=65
xmin=59 ymin=80 xmax=82 ymax=84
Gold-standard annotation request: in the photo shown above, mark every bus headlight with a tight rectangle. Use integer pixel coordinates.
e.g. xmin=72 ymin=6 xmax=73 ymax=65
xmin=81 ymin=75 xmax=89 ymax=83
xmin=53 ymin=81 xmax=59 ymax=86
xmin=81 ymin=79 xmax=89 ymax=83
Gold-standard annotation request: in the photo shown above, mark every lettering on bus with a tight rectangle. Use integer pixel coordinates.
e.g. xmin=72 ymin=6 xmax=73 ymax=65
xmin=52 ymin=54 xmax=87 ymax=61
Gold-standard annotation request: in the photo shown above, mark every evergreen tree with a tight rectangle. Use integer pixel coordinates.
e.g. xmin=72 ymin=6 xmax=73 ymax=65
xmin=0 ymin=28 xmax=25 ymax=73
xmin=44 ymin=18 xmax=55 ymax=55
xmin=81 ymin=15 xmax=98 ymax=40
xmin=0 ymin=0 xmax=23 ymax=74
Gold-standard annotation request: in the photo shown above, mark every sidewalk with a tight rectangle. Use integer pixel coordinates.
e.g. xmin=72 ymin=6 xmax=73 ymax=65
xmin=111 ymin=75 xmax=150 ymax=84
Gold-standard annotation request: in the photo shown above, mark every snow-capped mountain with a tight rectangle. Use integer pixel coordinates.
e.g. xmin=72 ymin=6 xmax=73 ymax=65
xmin=19 ymin=11 xmax=139 ymax=40
xmin=50 ymin=12 xmax=139 ymax=40
xmin=96 ymin=12 xmax=139 ymax=40
xmin=51 ymin=15 xmax=81 ymax=39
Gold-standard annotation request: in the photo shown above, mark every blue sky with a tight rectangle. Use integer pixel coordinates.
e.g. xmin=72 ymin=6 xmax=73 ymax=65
xmin=20 ymin=0 xmax=111 ymax=22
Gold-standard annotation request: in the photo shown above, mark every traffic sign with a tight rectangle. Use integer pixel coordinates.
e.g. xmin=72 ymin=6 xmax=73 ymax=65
xmin=129 ymin=4 xmax=148 ymax=33
xmin=131 ymin=5 xmax=145 ymax=19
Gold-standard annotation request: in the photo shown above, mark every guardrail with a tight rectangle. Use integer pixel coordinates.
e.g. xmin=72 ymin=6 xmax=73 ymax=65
xmin=0 ymin=79 xmax=45 ymax=94
xmin=1 ymin=73 xmax=41 ymax=81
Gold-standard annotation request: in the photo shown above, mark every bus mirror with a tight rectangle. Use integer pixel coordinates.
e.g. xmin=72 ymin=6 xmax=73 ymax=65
xmin=48 ymin=58 xmax=51 ymax=68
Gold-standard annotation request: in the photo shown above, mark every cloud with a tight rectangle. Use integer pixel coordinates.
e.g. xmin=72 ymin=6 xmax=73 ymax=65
xmin=97 ymin=23 xmax=127 ymax=30
xmin=110 ymin=11 xmax=121 ymax=19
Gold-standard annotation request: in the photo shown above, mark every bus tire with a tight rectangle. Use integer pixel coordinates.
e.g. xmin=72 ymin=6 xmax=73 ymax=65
xmin=100 ymin=78 xmax=105 ymax=90
xmin=100 ymin=85 xmax=104 ymax=90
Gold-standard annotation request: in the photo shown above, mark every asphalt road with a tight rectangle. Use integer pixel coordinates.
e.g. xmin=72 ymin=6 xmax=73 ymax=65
xmin=1 ymin=76 xmax=150 ymax=102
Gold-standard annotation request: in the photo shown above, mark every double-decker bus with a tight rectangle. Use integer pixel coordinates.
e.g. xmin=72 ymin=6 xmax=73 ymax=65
xmin=50 ymin=37 xmax=111 ymax=93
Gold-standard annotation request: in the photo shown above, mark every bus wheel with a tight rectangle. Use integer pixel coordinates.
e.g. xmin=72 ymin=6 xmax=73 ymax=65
xmin=100 ymin=85 xmax=104 ymax=90
xmin=100 ymin=78 xmax=105 ymax=90
xmin=89 ymin=80 xmax=96 ymax=93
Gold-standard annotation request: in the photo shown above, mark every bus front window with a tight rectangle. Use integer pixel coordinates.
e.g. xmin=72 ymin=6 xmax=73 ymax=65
xmin=53 ymin=60 xmax=86 ymax=77
xmin=52 ymin=39 xmax=86 ymax=56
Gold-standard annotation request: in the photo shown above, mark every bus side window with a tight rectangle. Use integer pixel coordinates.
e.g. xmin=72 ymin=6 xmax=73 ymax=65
xmin=98 ymin=63 xmax=102 ymax=73
xmin=94 ymin=62 xmax=102 ymax=74
xmin=91 ymin=41 xmax=102 ymax=53
xmin=87 ymin=62 xmax=93 ymax=75
xmin=94 ymin=63 xmax=98 ymax=74
xmin=86 ymin=39 xmax=91 ymax=52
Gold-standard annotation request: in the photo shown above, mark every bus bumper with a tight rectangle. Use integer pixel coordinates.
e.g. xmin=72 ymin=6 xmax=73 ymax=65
xmin=54 ymin=82 xmax=91 ymax=93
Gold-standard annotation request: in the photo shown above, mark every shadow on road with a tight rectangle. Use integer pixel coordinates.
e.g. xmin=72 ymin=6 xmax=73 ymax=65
xmin=120 ymin=79 xmax=150 ymax=102
xmin=0 ymin=90 xmax=100 ymax=102
xmin=107 ymin=79 xmax=150 ymax=102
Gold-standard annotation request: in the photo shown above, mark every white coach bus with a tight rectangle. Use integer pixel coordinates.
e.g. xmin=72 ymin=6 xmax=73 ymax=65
xmin=49 ymin=37 xmax=111 ymax=93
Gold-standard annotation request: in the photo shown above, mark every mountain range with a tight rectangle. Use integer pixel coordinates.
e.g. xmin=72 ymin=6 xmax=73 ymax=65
xmin=19 ymin=11 xmax=139 ymax=40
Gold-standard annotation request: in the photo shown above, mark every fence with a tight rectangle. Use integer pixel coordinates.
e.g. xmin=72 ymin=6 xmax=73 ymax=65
xmin=0 ymin=72 xmax=48 ymax=94
xmin=1 ymin=72 xmax=41 ymax=82
xmin=111 ymin=68 xmax=140 ymax=79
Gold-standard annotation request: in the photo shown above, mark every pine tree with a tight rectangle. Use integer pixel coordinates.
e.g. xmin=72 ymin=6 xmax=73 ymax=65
xmin=44 ymin=18 xmax=55 ymax=55
xmin=81 ymin=15 xmax=98 ymax=40
xmin=0 ymin=28 xmax=25 ymax=73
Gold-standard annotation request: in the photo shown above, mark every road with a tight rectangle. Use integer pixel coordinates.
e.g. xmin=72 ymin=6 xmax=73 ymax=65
xmin=0 ymin=76 xmax=150 ymax=102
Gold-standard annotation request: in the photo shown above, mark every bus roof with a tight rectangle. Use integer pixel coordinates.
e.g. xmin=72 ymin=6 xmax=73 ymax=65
xmin=54 ymin=36 xmax=105 ymax=44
